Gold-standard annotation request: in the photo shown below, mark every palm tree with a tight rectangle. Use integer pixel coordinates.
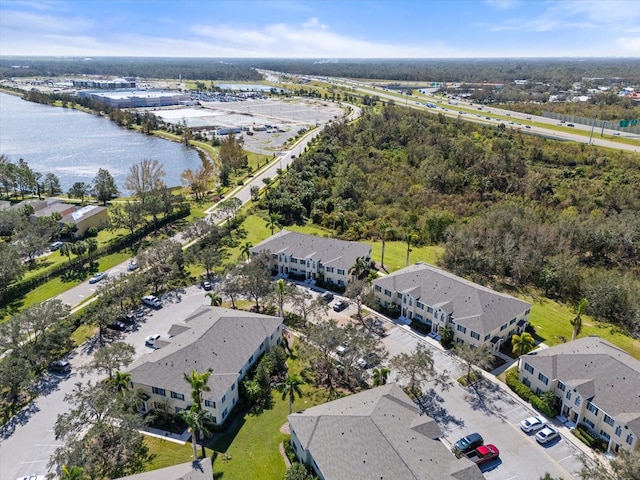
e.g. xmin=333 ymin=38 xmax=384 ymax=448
xmin=240 ymin=241 xmax=253 ymax=261
xmin=59 ymin=242 xmax=72 ymax=263
xmin=184 ymin=369 xmax=212 ymax=410
xmin=404 ymin=231 xmax=418 ymax=267
xmin=179 ymin=406 xmax=211 ymax=460
xmin=111 ymin=371 xmax=131 ymax=396
xmin=59 ymin=465 xmax=88 ymax=480
xmin=379 ymin=222 xmax=394 ymax=272
xmin=372 ymin=367 xmax=390 ymax=387
xmin=275 ymin=278 xmax=286 ymax=318
xmin=349 ymin=256 xmax=367 ymax=280
xmin=511 ymin=332 xmax=535 ymax=356
xmin=265 ymin=212 xmax=283 ymax=235
xmin=205 ymin=292 xmax=222 ymax=306
xmin=570 ymin=298 xmax=588 ymax=341
xmin=279 ymin=373 xmax=304 ymax=414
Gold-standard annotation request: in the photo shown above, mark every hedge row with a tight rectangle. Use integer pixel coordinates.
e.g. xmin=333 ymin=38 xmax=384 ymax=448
xmin=1 ymin=206 xmax=190 ymax=309
xmin=505 ymin=368 xmax=558 ymax=417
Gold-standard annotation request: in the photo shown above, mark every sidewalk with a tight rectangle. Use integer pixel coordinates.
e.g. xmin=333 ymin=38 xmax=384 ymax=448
xmin=138 ymin=425 xmax=190 ymax=445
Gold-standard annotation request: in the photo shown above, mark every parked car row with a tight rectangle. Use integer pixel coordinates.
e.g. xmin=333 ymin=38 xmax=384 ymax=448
xmin=519 ymin=416 xmax=560 ymax=445
xmin=452 ymin=433 xmax=500 ymax=467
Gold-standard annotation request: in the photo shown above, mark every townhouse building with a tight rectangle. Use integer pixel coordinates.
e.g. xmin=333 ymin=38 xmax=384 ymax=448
xmin=519 ymin=336 xmax=640 ymax=453
xmin=372 ymin=262 xmax=531 ymax=352
xmin=127 ymin=306 xmax=283 ymax=426
xmin=250 ymin=230 xmax=372 ymax=288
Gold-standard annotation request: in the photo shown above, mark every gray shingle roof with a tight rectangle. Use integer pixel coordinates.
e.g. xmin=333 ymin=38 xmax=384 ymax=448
xmin=127 ymin=306 xmax=282 ymax=400
xmin=373 ymin=262 xmax=531 ymax=336
xmin=250 ymin=230 xmax=372 ymax=271
xmin=288 ymin=384 xmax=484 ymax=480
xmin=114 ymin=458 xmax=212 ymax=480
xmin=523 ymin=336 xmax=640 ymax=435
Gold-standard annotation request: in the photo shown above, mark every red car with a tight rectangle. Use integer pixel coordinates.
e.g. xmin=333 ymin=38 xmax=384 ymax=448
xmin=466 ymin=444 xmax=499 ymax=466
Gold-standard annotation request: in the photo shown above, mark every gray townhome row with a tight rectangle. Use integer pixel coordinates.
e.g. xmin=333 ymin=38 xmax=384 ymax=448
xmin=519 ymin=336 xmax=640 ymax=453
xmin=372 ymin=262 xmax=532 ymax=352
xmin=115 ymin=458 xmax=212 ymax=480
xmin=288 ymin=383 xmax=485 ymax=480
xmin=127 ymin=305 xmax=283 ymax=426
xmin=250 ymin=230 xmax=372 ymax=288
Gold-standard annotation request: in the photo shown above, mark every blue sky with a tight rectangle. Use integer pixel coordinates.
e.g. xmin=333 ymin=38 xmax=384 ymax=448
xmin=1 ymin=0 xmax=639 ymax=58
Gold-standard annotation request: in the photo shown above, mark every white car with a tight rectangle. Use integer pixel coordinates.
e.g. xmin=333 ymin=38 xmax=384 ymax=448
xmin=145 ymin=334 xmax=161 ymax=347
xmin=520 ymin=416 xmax=546 ymax=433
xmin=127 ymin=260 xmax=138 ymax=271
xmin=535 ymin=425 xmax=560 ymax=444
xmin=16 ymin=476 xmax=46 ymax=480
xmin=142 ymin=295 xmax=161 ymax=308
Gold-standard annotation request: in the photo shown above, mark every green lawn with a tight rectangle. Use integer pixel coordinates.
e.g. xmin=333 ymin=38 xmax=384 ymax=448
xmin=524 ymin=293 xmax=640 ymax=360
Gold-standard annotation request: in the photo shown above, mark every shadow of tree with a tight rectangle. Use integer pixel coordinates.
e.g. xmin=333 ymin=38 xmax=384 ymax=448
xmin=0 ymin=401 xmax=40 ymax=440
xmin=416 ymin=388 xmax=465 ymax=430
xmin=464 ymin=378 xmax=517 ymax=419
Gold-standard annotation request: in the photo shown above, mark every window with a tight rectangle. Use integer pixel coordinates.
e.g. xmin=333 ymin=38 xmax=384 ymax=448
xmin=558 ymin=381 xmax=565 ymax=392
xmin=456 ymin=324 xmax=466 ymax=334
xmin=417 ymin=301 xmax=424 ymax=309
xmin=524 ymin=363 xmax=534 ymax=374
xmin=584 ymin=418 xmax=595 ymax=429
xmin=626 ymin=434 xmax=634 ymax=445
xmin=170 ymin=391 xmax=184 ymax=401
xmin=566 ymin=391 xmax=572 ymax=400
xmin=210 ymin=415 xmax=217 ymax=423
xmin=427 ymin=306 xmax=433 ymax=313
xmin=615 ymin=426 xmax=622 ymax=437
xmin=326 ymin=266 xmax=334 ymax=273
xmin=152 ymin=387 xmax=166 ymax=396
xmin=470 ymin=331 xmax=480 ymax=340
xmin=396 ymin=293 xmax=402 ymax=299
xmin=290 ymin=258 xmax=298 ymax=264
xmin=522 ymin=377 xmax=531 ymax=387
xmin=249 ymin=354 xmax=254 ymax=363
xmin=535 ymin=388 xmax=543 ymax=396
xmin=221 ymin=395 xmax=226 ymax=404
xmin=384 ymin=289 xmax=392 ymax=297
xmin=600 ymin=430 xmax=611 ymax=440
xmin=375 ymin=285 xmax=382 ymax=292
xmin=587 ymin=402 xmax=599 ymax=416
xmin=222 ymin=408 xmax=228 ymax=419
xmin=604 ymin=414 xmax=614 ymax=426
xmin=575 ymin=397 xmax=581 ymax=407
xmin=500 ymin=323 xmax=507 ymax=331
xmin=484 ymin=334 xmax=491 ymax=341
xmin=260 ymin=341 xmax=265 ymax=350
xmin=538 ymin=373 xmax=549 ymax=385
xmin=510 ymin=318 xmax=516 ymax=325
xmin=337 ymin=269 xmax=345 ymax=275
xmin=525 ymin=309 xmax=531 ymax=315
xmin=409 ymin=298 xmax=413 ymax=306
xmin=204 ymin=399 xmax=216 ymax=408
xmin=231 ymin=383 xmax=236 ymax=391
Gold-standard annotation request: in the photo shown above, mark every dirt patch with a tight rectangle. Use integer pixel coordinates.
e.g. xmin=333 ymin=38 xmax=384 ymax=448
xmin=279 ymin=421 xmax=290 ymax=434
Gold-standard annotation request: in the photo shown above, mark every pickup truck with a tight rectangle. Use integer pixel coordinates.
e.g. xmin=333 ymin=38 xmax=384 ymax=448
xmin=466 ymin=444 xmax=499 ymax=466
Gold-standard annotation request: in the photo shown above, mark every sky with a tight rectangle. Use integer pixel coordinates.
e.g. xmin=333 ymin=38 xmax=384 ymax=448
xmin=1 ymin=0 xmax=639 ymax=58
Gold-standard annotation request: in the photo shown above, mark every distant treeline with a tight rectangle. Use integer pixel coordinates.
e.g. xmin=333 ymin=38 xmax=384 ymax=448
xmin=245 ymin=58 xmax=640 ymax=84
xmin=2 ymin=57 xmax=640 ymax=85
xmin=0 ymin=57 xmax=262 ymax=81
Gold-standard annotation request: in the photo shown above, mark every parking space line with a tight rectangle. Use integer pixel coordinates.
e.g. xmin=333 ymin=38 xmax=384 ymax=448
xmin=557 ymin=454 xmax=575 ymax=463
xmin=21 ymin=460 xmax=48 ymax=464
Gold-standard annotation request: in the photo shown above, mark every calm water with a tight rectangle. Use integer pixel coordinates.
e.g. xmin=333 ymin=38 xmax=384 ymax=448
xmin=0 ymin=92 xmax=201 ymax=192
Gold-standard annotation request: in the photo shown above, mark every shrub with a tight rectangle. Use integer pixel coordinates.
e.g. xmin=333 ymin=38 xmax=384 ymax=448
xmin=85 ymin=226 xmax=99 ymax=237
xmin=530 ymin=395 xmax=557 ymax=417
xmin=505 ymin=369 xmax=533 ymax=402
xmin=410 ymin=319 xmax=430 ymax=335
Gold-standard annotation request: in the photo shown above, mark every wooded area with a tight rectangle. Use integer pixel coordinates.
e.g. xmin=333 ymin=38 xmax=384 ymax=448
xmin=258 ymin=105 xmax=640 ymax=334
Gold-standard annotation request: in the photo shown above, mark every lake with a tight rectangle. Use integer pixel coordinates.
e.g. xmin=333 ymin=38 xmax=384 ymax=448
xmin=0 ymin=92 xmax=202 ymax=193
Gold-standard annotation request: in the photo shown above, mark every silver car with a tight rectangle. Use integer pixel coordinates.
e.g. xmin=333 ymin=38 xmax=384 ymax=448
xmin=519 ymin=416 xmax=546 ymax=433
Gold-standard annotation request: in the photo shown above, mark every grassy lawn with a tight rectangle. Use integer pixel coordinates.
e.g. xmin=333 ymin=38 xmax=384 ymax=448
xmin=364 ymin=240 xmax=444 ymax=273
xmin=523 ymin=293 xmax=640 ymax=360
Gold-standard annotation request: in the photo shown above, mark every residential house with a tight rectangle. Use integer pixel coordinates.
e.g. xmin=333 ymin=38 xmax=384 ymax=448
xmin=114 ymin=458 xmax=212 ymax=480
xmin=60 ymin=204 xmax=109 ymax=238
xmin=9 ymin=198 xmax=75 ymax=218
xmin=518 ymin=336 xmax=640 ymax=453
xmin=250 ymin=230 xmax=372 ymax=288
xmin=127 ymin=306 xmax=283 ymax=426
xmin=372 ymin=262 xmax=531 ymax=352
xmin=288 ymin=383 xmax=485 ymax=480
